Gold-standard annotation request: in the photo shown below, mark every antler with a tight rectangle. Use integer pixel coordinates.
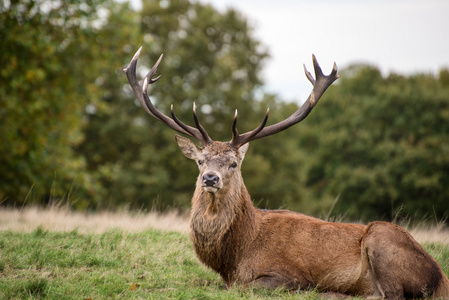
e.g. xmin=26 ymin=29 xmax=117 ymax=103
xmin=124 ymin=48 xmax=338 ymax=149
xmin=123 ymin=47 xmax=212 ymax=146
xmin=230 ymin=54 xmax=339 ymax=148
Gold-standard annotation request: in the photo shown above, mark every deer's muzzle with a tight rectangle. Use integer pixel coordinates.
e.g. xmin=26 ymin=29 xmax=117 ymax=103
xmin=202 ymin=171 xmax=222 ymax=193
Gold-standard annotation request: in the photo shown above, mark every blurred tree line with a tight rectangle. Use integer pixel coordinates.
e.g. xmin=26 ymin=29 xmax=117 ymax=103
xmin=1 ymin=0 xmax=448 ymax=223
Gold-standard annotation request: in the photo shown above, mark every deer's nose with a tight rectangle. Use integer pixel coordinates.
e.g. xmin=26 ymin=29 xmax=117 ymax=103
xmin=203 ymin=173 xmax=220 ymax=186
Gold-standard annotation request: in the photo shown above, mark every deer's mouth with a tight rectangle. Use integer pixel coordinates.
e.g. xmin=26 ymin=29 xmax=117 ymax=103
xmin=202 ymin=186 xmax=220 ymax=193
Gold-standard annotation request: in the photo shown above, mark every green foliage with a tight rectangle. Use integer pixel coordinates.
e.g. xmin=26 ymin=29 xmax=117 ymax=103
xmin=295 ymin=65 xmax=449 ymax=221
xmin=0 ymin=0 xmax=123 ymax=207
xmin=1 ymin=0 xmax=448 ymax=222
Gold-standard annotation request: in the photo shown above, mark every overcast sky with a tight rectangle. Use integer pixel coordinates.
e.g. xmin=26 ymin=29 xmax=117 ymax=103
xmin=126 ymin=0 xmax=449 ymax=102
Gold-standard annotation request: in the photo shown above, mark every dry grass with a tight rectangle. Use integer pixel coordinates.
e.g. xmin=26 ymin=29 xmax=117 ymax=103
xmin=0 ymin=207 xmax=189 ymax=234
xmin=409 ymin=225 xmax=449 ymax=245
xmin=0 ymin=207 xmax=447 ymax=245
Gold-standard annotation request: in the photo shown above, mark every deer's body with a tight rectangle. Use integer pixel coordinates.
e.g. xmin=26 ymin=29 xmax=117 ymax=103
xmin=124 ymin=48 xmax=449 ymax=299
xmin=191 ymin=185 xmax=369 ymax=293
xmin=184 ymin=140 xmax=449 ymax=298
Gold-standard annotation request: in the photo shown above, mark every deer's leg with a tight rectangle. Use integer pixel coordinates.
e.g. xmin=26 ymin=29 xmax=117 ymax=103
xmin=246 ymin=272 xmax=310 ymax=290
xmin=361 ymin=222 xmax=444 ymax=299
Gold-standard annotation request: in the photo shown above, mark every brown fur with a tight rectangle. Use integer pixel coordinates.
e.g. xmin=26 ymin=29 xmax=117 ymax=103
xmin=176 ymin=136 xmax=449 ymax=299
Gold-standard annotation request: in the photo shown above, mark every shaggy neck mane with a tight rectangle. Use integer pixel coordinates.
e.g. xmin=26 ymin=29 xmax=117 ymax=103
xmin=190 ymin=178 xmax=259 ymax=283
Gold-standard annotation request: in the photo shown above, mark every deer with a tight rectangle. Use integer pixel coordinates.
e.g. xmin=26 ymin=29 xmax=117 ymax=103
xmin=124 ymin=47 xmax=449 ymax=299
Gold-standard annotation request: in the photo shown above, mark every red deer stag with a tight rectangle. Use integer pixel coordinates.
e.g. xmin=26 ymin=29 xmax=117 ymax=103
xmin=124 ymin=47 xmax=449 ymax=299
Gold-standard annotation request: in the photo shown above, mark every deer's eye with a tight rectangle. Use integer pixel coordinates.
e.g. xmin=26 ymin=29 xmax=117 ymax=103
xmin=198 ymin=160 xmax=203 ymax=166
xmin=230 ymin=161 xmax=238 ymax=169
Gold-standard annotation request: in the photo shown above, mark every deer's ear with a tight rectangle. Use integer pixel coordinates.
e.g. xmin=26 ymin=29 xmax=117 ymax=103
xmin=175 ymin=135 xmax=202 ymax=160
xmin=238 ymin=142 xmax=249 ymax=160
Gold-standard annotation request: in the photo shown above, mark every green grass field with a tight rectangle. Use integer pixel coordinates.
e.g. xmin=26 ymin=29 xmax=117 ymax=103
xmin=0 ymin=228 xmax=297 ymax=299
xmin=0 ymin=227 xmax=448 ymax=300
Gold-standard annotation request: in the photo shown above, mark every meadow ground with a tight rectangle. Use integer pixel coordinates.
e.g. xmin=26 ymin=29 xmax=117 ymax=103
xmin=0 ymin=207 xmax=448 ymax=299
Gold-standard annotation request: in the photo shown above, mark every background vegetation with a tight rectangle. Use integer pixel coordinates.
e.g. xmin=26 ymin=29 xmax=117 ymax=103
xmin=1 ymin=0 xmax=448 ymax=223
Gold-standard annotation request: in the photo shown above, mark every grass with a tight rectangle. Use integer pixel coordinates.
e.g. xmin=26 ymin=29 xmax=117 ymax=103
xmin=0 ymin=227 xmax=319 ymax=299
xmin=0 ymin=207 xmax=190 ymax=234
xmin=0 ymin=208 xmax=448 ymax=299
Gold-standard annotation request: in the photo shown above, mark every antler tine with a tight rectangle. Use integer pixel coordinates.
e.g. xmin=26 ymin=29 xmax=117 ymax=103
xmin=124 ymin=47 xmax=212 ymax=146
xmin=170 ymin=104 xmax=212 ymax=145
xmin=123 ymin=47 xmax=155 ymax=118
xmin=193 ymin=102 xmax=213 ymax=144
xmin=230 ymin=108 xmax=269 ymax=148
xmin=144 ymin=53 xmax=164 ymax=84
xmin=141 ymin=76 xmax=192 ymax=136
xmin=231 ymin=109 xmax=239 ymax=141
xmin=230 ymin=55 xmax=339 ymax=148
xmin=304 ymin=62 xmax=315 ymax=85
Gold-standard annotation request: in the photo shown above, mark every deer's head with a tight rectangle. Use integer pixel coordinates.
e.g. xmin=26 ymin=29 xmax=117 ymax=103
xmin=175 ymin=136 xmax=249 ymax=194
xmin=123 ymin=47 xmax=338 ymax=195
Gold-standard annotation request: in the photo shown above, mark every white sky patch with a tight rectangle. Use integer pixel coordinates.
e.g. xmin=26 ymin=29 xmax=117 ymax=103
xmin=121 ymin=0 xmax=449 ymax=102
